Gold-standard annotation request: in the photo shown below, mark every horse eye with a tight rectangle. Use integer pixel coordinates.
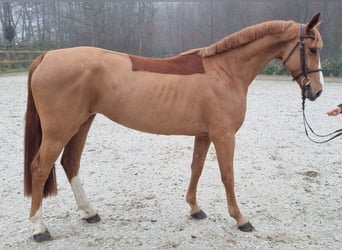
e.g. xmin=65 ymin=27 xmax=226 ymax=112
xmin=309 ymin=48 xmax=317 ymax=54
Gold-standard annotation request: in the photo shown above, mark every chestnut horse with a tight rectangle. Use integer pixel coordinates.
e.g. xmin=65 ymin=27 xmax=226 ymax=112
xmin=24 ymin=13 xmax=324 ymax=242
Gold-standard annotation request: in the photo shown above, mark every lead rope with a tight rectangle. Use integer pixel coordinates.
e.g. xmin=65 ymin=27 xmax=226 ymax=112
xmin=302 ymin=95 xmax=342 ymax=144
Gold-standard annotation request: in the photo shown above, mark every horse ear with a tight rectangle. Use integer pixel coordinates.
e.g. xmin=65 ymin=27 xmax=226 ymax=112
xmin=307 ymin=13 xmax=321 ymax=31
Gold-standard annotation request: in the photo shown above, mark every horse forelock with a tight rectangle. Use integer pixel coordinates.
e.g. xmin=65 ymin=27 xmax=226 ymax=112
xmin=197 ymin=20 xmax=292 ymax=57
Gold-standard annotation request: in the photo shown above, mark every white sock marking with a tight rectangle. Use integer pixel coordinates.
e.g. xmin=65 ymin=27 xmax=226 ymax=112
xmin=71 ymin=176 xmax=97 ymax=219
xmin=30 ymin=206 xmax=47 ymax=235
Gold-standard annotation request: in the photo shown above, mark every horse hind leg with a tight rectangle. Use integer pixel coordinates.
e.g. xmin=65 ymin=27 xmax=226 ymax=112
xmin=30 ymin=139 xmax=67 ymax=242
xmin=60 ymin=114 xmax=100 ymax=223
xmin=186 ymin=136 xmax=211 ymax=219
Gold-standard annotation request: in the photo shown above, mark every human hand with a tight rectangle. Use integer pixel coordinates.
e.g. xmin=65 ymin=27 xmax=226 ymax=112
xmin=327 ymin=107 xmax=342 ymax=116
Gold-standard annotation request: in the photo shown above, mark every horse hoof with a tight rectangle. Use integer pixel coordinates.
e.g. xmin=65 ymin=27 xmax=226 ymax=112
xmin=33 ymin=230 xmax=51 ymax=242
xmin=191 ymin=209 xmax=207 ymax=220
xmin=238 ymin=221 xmax=255 ymax=232
xmin=85 ymin=213 xmax=101 ymax=223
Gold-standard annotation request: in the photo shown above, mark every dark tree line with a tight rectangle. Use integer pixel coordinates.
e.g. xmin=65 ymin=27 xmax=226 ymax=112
xmin=0 ymin=0 xmax=341 ymax=59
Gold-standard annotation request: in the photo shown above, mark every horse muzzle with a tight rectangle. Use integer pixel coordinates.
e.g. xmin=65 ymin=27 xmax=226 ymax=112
xmin=304 ymin=83 xmax=322 ymax=101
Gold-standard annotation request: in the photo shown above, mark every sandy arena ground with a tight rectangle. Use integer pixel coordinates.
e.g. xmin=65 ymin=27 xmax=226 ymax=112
xmin=0 ymin=72 xmax=341 ymax=249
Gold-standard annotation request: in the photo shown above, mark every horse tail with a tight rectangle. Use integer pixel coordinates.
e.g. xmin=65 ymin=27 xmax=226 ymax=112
xmin=24 ymin=52 xmax=57 ymax=197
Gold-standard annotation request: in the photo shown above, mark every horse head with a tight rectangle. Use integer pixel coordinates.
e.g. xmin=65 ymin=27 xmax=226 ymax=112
xmin=282 ymin=13 xmax=324 ymax=101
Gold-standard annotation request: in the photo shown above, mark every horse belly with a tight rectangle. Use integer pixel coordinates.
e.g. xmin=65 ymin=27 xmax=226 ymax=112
xmin=96 ymin=83 xmax=207 ymax=136
xmin=103 ymin=102 xmax=206 ymax=136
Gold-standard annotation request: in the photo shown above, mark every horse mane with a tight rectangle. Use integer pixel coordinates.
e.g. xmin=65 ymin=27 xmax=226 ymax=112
xmin=182 ymin=20 xmax=293 ymax=57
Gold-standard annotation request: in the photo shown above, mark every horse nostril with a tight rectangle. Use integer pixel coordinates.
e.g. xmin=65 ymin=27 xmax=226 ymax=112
xmin=316 ymin=90 xmax=322 ymax=98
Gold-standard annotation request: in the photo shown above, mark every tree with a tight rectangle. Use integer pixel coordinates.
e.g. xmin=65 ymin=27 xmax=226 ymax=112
xmin=0 ymin=2 xmax=16 ymax=44
xmin=0 ymin=0 xmax=340 ymax=59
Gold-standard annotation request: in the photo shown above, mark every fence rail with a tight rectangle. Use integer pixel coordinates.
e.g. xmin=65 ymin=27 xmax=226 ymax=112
xmin=0 ymin=50 xmax=46 ymax=54
xmin=0 ymin=51 xmax=45 ymax=71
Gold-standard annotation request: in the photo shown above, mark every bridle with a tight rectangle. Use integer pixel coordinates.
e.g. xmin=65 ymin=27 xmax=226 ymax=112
xmin=283 ymin=24 xmax=342 ymax=144
xmin=282 ymin=24 xmax=322 ymax=83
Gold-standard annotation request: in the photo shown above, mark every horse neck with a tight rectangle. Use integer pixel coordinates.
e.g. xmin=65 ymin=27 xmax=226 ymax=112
xmin=213 ymin=33 xmax=294 ymax=87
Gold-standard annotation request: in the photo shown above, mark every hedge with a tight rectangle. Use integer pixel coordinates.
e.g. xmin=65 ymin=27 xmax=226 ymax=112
xmin=261 ymin=59 xmax=342 ymax=77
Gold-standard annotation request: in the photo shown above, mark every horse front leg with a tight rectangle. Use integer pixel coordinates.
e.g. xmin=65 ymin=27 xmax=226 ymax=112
xmin=212 ymin=133 xmax=254 ymax=232
xmin=186 ymin=136 xmax=211 ymax=219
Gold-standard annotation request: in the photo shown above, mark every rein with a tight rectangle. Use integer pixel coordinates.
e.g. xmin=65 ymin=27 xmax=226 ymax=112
xmin=284 ymin=24 xmax=342 ymax=143
xmin=302 ymin=96 xmax=342 ymax=144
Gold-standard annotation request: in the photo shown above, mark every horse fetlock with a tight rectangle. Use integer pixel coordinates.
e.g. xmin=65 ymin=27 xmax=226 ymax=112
xmin=185 ymin=194 xmax=195 ymax=206
xmin=186 ymin=198 xmax=200 ymax=215
xmin=79 ymin=205 xmax=97 ymax=220
xmin=29 ymin=203 xmax=51 ymax=241
xmin=234 ymin=213 xmax=250 ymax=228
xmin=31 ymin=221 xmax=48 ymax=236
xmin=30 ymin=215 xmax=49 ymax=239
